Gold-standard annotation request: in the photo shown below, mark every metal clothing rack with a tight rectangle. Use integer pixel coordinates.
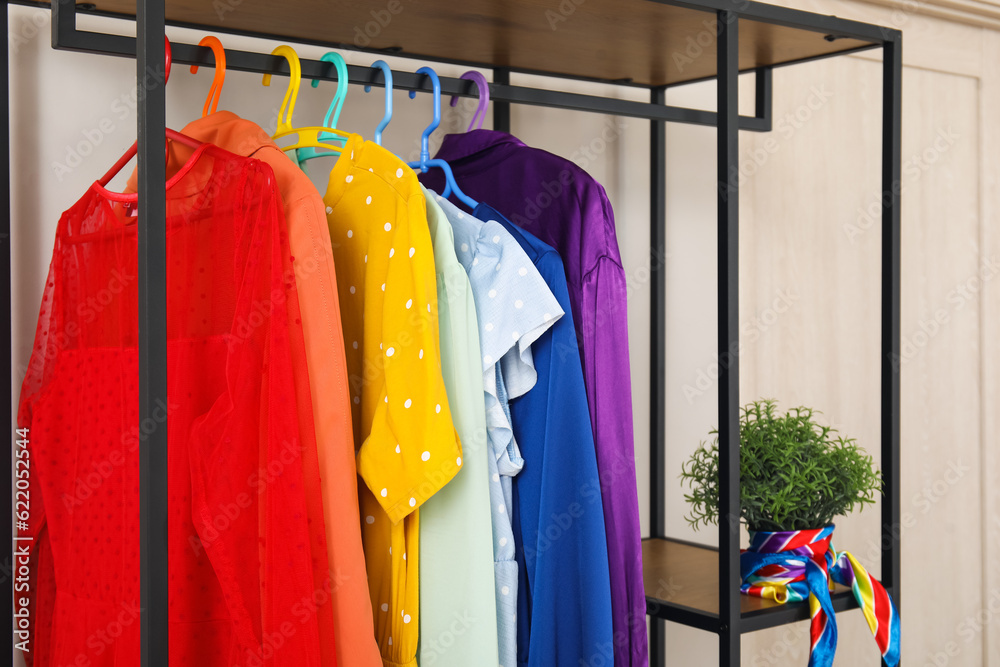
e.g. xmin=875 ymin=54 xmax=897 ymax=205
xmin=2 ymin=0 xmax=902 ymax=665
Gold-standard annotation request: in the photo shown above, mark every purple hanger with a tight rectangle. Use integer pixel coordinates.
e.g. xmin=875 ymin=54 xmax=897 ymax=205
xmin=449 ymin=71 xmax=490 ymax=132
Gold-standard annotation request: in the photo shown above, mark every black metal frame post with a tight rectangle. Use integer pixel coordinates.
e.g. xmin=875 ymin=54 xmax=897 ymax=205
xmin=754 ymin=67 xmax=773 ymax=133
xmin=650 ymin=84 xmax=668 ymax=547
xmin=492 ymin=67 xmax=511 ymax=133
xmin=881 ymin=31 xmax=903 ymax=633
xmin=716 ymin=9 xmax=742 ymax=665
xmin=649 ymin=82 xmax=668 ymax=667
xmin=135 ymin=0 xmax=169 ymax=665
xmin=2 ymin=1 xmax=12 ymax=663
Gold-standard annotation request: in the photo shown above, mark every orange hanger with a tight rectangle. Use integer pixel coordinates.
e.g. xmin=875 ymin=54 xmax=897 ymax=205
xmin=190 ymin=36 xmax=226 ymax=117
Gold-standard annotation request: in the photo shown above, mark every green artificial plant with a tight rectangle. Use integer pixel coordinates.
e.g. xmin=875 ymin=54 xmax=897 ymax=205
xmin=680 ymin=399 xmax=882 ymax=532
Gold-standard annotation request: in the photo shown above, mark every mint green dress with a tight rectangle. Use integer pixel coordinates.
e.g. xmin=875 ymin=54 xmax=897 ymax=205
xmin=418 ymin=187 xmax=500 ymax=667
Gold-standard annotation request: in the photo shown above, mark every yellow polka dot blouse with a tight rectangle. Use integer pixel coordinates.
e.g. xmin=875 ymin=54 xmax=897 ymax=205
xmin=324 ymin=134 xmax=462 ymax=667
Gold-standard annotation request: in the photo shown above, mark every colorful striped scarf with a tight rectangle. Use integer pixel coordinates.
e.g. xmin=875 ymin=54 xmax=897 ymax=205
xmin=740 ymin=525 xmax=900 ymax=667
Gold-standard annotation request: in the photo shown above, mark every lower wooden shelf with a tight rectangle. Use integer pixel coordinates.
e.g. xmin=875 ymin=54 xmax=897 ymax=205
xmin=643 ymin=537 xmax=859 ymax=634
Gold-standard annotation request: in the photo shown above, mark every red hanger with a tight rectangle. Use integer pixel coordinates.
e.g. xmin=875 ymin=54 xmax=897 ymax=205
xmin=99 ymin=36 xmax=203 ymax=187
xmin=98 ymin=128 xmax=203 ymax=187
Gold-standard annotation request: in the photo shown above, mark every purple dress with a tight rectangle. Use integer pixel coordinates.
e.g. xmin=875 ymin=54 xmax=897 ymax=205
xmin=421 ymin=130 xmax=647 ymax=667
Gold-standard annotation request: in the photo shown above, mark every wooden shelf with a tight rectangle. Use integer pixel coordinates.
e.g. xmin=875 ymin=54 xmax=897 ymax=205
xmin=643 ymin=537 xmax=860 ymax=633
xmin=85 ymin=0 xmax=878 ymax=86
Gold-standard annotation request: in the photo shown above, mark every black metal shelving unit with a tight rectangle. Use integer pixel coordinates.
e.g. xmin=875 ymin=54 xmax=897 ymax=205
xmin=3 ymin=0 xmax=902 ymax=665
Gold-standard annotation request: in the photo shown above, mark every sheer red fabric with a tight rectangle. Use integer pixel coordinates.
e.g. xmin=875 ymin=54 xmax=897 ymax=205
xmin=17 ymin=143 xmax=336 ymax=667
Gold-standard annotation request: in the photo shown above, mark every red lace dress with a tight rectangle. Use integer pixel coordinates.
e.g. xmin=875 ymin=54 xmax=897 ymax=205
xmin=17 ymin=144 xmax=336 ymax=667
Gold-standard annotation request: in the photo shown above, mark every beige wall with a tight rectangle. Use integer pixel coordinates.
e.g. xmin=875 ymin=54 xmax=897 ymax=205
xmin=7 ymin=1 xmax=999 ymax=665
xmin=660 ymin=0 xmax=1000 ymax=663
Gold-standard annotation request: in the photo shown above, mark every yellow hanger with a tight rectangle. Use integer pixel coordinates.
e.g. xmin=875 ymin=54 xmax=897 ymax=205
xmin=262 ymin=45 xmax=348 ymax=154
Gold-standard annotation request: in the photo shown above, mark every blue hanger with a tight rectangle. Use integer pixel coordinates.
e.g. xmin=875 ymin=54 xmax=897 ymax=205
xmin=406 ymin=66 xmax=478 ymax=210
xmin=363 ymin=60 xmax=393 ymax=146
xmin=296 ymin=51 xmax=349 ymax=166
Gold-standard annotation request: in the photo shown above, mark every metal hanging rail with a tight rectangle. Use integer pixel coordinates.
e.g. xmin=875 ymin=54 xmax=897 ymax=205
xmin=51 ymin=0 xmax=776 ymax=130
xmin=3 ymin=0 xmax=902 ymax=665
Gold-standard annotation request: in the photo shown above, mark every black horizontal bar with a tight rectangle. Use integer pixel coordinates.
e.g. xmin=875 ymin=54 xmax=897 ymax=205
xmin=646 ymin=597 xmax=721 ymax=634
xmin=52 ymin=23 xmax=771 ymax=130
xmin=661 ymin=42 xmax=881 ymax=90
xmin=649 ymin=0 xmax=900 ymax=43
xmin=647 ymin=581 xmax=862 ymax=635
xmin=642 ymin=537 xmax=866 ymax=636
xmin=17 ymin=0 xmax=653 ymax=90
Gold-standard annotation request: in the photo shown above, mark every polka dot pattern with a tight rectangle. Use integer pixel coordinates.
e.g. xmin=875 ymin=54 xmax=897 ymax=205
xmin=419 ymin=185 xmax=515 ymax=666
xmin=428 ymin=193 xmax=573 ymax=667
xmin=326 ymin=136 xmax=461 ymax=664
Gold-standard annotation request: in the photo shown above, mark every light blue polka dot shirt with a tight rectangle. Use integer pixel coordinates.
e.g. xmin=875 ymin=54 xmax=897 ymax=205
xmin=432 ymin=193 xmax=563 ymax=667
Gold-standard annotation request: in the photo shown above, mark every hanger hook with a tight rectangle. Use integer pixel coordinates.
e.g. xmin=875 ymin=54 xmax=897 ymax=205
xmin=311 ymin=52 xmax=349 ymax=131
xmin=164 ymin=36 xmax=172 ymax=85
xmin=262 ymin=45 xmax=302 ymax=135
xmin=408 ymin=66 xmax=440 ymax=165
xmin=363 ymin=60 xmax=393 ymax=146
xmin=449 ymin=71 xmax=490 ymax=131
xmin=190 ymin=36 xmax=226 ymax=117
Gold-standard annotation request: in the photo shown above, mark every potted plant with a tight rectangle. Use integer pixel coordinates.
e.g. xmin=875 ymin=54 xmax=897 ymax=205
xmin=680 ymin=399 xmax=899 ymax=667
